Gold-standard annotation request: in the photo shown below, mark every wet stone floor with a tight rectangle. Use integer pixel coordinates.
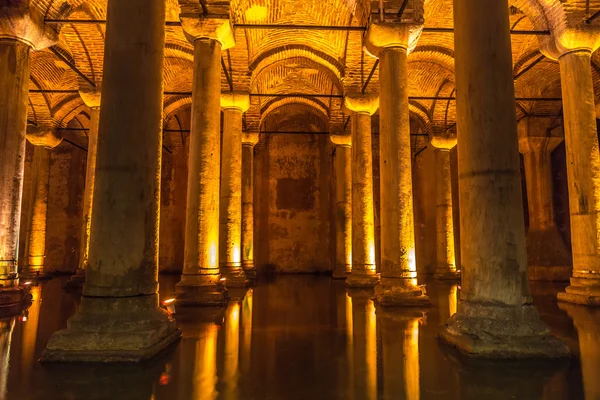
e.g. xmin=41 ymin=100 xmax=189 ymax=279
xmin=1 ymin=275 xmax=598 ymax=399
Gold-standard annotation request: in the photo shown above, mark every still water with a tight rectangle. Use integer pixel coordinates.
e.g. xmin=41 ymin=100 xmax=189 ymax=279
xmin=0 ymin=275 xmax=597 ymax=399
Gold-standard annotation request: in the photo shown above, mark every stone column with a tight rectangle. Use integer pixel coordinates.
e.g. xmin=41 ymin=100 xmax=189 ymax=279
xmin=21 ymin=127 xmax=62 ymax=279
xmin=555 ymin=49 xmax=600 ymax=305
xmin=241 ymin=133 xmax=259 ymax=279
xmin=330 ymin=134 xmax=352 ymax=279
xmin=365 ymin=22 xmax=429 ymax=306
xmin=0 ymin=7 xmax=56 ymax=284
xmin=343 ymin=95 xmax=379 ymax=288
xmin=430 ymin=135 xmax=460 ymax=280
xmin=438 ymin=0 xmax=569 ymax=357
xmin=518 ymin=117 xmax=571 ymax=281
xmin=176 ymin=18 xmax=235 ymax=305
xmin=42 ymin=0 xmax=179 ymax=362
xmin=220 ymin=92 xmax=249 ymax=288
xmin=68 ymin=91 xmax=101 ymax=286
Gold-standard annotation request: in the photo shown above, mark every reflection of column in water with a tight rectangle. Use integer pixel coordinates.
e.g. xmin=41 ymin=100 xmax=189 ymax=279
xmin=196 ymin=324 xmax=218 ymax=399
xmin=345 ymin=292 xmax=354 ymax=400
xmin=223 ymin=301 xmax=241 ymax=399
xmin=366 ymin=300 xmax=377 ymax=400
xmin=560 ymin=303 xmax=600 ymax=400
xmin=21 ymin=285 xmax=42 ymax=385
xmin=449 ymin=285 xmax=458 ymax=318
xmin=241 ymin=289 xmax=253 ymax=374
xmin=0 ymin=318 xmax=15 ymax=400
xmin=349 ymin=290 xmax=377 ymax=400
xmin=380 ymin=310 xmax=422 ymax=400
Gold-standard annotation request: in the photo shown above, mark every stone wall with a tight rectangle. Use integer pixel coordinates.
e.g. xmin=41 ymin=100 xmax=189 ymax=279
xmin=255 ymin=133 xmax=333 ymax=273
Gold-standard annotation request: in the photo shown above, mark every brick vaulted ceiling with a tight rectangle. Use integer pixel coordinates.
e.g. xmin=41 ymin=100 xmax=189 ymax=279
xmin=22 ymin=0 xmax=600 ymax=152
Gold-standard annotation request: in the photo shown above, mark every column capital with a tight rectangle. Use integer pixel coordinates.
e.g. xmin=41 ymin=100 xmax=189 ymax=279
xmin=539 ymin=25 xmax=600 ymax=60
xmin=181 ymin=17 xmax=235 ymax=50
xmin=343 ymin=94 xmax=379 ymax=116
xmin=430 ymin=134 xmax=457 ymax=150
xmin=0 ymin=3 xmax=58 ymax=50
xmin=26 ymin=125 xmax=62 ymax=149
xmin=242 ymin=132 xmax=259 ymax=146
xmin=79 ymin=89 xmax=102 ymax=109
xmin=221 ymin=91 xmax=250 ymax=112
xmin=364 ymin=21 xmax=423 ymax=58
xmin=330 ymin=134 xmax=352 ymax=147
xmin=517 ymin=117 xmax=564 ymax=154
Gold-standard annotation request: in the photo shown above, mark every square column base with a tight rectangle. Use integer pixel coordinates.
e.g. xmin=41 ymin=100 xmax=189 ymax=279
xmin=434 ymin=269 xmax=461 ymax=281
xmin=557 ymin=277 xmax=600 ymax=306
xmin=332 ymin=264 xmax=351 ymax=279
xmin=375 ymin=278 xmax=431 ymax=307
xmin=438 ymin=301 xmax=570 ymax=358
xmin=175 ymin=276 xmax=228 ymax=307
xmin=41 ymin=294 xmax=180 ymax=362
xmin=346 ymin=271 xmax=379 ymax=288
xmin=221 ymin=263 xmax=249 ymax=288
xmin=242 ymin=263 xmax=257 ymax=280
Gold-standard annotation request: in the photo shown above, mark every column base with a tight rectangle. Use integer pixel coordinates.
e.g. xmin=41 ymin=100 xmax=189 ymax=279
xmin=19 ymin=268 xmax=53 ymax=281
xmin=438 ymin=301 xmax=570 ymax=358
xmin=375 ymin=277 xmax=431 ymax=307
xmin=346 ymin=271 xmax=379 ymax=288
xmin=0 ymin=286 xmax=32 ymax=318
xmin=242 ymin=262 xmax=257 ymax=280
xmin=175 ymin=276 xmax=228 ymax=307
xmin=332 ymin=264 xmax=351 ymax=279
xmin=221 ymin=263 xmax=248 ymax=288
xmin=63 ymin=269 xmax=86 ymax=290
xmin=528 ymin=265 xmax=571 ymax=282
xmin=434 ymin=268 xmax=461 ymax=281
xmin=557 ymin=276 xmax=600 ymax=306
xmin=41 ymin=294 xmax=180 ymax=362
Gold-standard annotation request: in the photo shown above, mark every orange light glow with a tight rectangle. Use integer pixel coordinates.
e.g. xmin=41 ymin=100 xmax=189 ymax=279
xmin=196 ymin=324 xmax=218 ymax=399
xmin=366 ymin=300 xmax=377 ymax=400
xmin=209 ymin=242 xmax=218 ymax=269
xmin=403 ymin=319 xmax=420 ymax=400
xmin=449 ymin=285 xmax=458 ymax=317
xmin=245 ymin=5 xmax=268 ymax=21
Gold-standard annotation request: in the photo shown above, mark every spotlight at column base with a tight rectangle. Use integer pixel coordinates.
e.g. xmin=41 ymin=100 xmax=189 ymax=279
xmin=557 ymin=277 xmax=600 ymax=306
xmin=438 ymin=301 xmax=570 ymax=359
xmin=346 ymin=270 xmax=379 ymax=288
xmin=41 ymin=295 xmax=180 ymax=362
xmin=528 ymin=265 xmax=571 ymax=282
xmin=434 ymin=268 xmax=461 ymax=281
xmin=375 ymin=278 xmax=431 ymax=307
xmin=332 ymin=264 xmax=351 ymax=279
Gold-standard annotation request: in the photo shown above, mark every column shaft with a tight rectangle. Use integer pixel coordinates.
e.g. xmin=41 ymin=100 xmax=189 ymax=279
xmin=220 ymin=108 xmax=246 ymax=286
xmin=177 ymin=38 xmax=225 ymax=304
xmin=347 ymin=113 xmax=378 ymax=287
xmin=22 ymin=147 xmax=51 ymax=276
xmin=333 ymin=145 xmax=352 ymax=278
xmin=438 ymin=0 xmax=568 ymax=357
xmin=557 ymin=50 xmax=600 ymax=305
xmin=0 ymin=39 xmax=30 ymax=282
xmin=241 ymin=143 xmax=256 ymax=277
xmin=42 ymin=0 xmax=179 ymax=362
xmin=434 ymin=148 xmax=459 ymax=279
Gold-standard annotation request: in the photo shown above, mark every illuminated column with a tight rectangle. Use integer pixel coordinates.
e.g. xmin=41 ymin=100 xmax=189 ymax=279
xmin=439 ymin=0 xmax=569 ymax=357
xmin=241 ymin=133 xmax=259 ymax=279
xmin=42 ymin=0 xmax=179 ymax=362
xmin=330 ymin=134 xmax=352 ymax=279
xmin=517 ymin=117 xmax=571 ymax=281
xmin=554 ymin=49 xmax=600 ymax=305
xmin=343 ymin=95 xmax=379 ymax=288
xmin=21 ymin=127 xmax=62 ymax=278
xmin=559 ymin=304 xmax=600 ymax=399
xmin=430 ymin=135 xmax=459 ymax=280
xmin=0 ymin=8 xmax=56 ymax=284
xmin=69 ymin=91 xmax=101 ymax=286
xmin=365 ymin=22 xmax=429 ymax=306
xmin=176 ymin=17 xmax=235 ymax=305
xmin=220 ymin=92 xmax=249 ymax=287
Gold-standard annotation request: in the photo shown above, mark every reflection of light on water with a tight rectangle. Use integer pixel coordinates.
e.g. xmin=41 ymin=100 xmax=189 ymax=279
xmin=346 ymin=293 xmax=354 ymax=400
xmin=196 ymin=324 xmax=218 ymax=399
xmin=404 ymin=319 xmax=420 ymax=400
xmin=366 ymin=300 xmax=377 ymax=400
xmin=241 ymin=290 xmax=253 ymax=372
xmin=0 ymin=318 xmax=15 ymax=400
xmin=224 ymin=302 xmax=241 ymax=396
xmin=449 ymin=285 xmax=458 ymax=317
xmin=21 ymin=285 xmax=41 ymax=385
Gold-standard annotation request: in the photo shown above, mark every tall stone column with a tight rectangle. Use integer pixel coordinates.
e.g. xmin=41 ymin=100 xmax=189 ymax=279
xmin=438 ymin=0 xmax=569 ymax=357
xmin=365 ymin=22 xmax=429 ymax=306
xmin=21 ymin=127 xmax=62 ymax=278
xmin=330 ymin=134 xmax=352 ymax=279
xmin=241 ymin=133 xmax=259 ymax=279
xmin=343 ymin=95 xmax=379 ymax=288
xmin=0 ymin=6 xmax=56 ymax=284
xmin=68 ymin=91 xmax=101 ymax=286
xmin=430 ymin=135 xmax=460 ymax=280
xmin=220 ymin=92 xmax=249 ymax=288
xmin=554 ymin=49 xmax=600 ymax=305
xmin=42 ymin=0 xmax=179 ymax=362
xmin=176 ymin=18 xmax=235 ymax=305
xmin=518 ymin=117 xmax=571 ymax=281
